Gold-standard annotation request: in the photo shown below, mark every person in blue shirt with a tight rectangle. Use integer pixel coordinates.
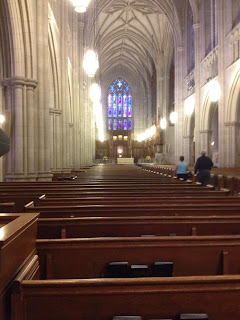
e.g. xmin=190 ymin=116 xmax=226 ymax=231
xmin=174 ymin=156 xmax=189 ymax=180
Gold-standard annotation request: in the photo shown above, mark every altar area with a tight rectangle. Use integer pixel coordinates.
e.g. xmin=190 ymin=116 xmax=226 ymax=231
xmin=117 ymin=157 xmax=134 ymax=164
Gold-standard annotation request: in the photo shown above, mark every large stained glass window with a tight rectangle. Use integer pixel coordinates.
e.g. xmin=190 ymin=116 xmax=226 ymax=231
xmin=107 ymin=78 xmax=133 ymax=131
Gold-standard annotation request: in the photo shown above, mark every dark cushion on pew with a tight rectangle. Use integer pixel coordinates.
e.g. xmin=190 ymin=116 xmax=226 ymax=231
xmin=106 ymin=262 xmax=129 ymax=278
xmin=169 ymin=233 xmax=177 ymax=236
xmin=113 ymin=316 xmax=141 ymax=320
xmin=141 ymin=235 xmax=155 ymax=237
xmin=179 ymin=314 xmax=208 ymax=319
xmin=152 ymin=262 xmax=173 ymax=277
xmin=130 ymin=265 xmax=148 ymax=277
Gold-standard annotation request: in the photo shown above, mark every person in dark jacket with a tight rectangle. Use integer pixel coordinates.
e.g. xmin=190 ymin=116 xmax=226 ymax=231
xmin=194 ymin=151 xmax=213 ymax=186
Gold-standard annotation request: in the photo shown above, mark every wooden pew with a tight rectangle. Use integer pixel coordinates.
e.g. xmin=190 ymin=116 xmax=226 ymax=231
xmin=25 ymin=201 xmax=240 ymax=218
xmin=37 ymin=215 xmax=240 ymax=239
xmin=36 ymin=236 xmax=240 ymax=279
xmin=0 ymin=212 xmax=39 ymax=320
xmin=11 ymin=275 xmax=240 ymax=320
xmin=36 ymin=195 xmax=240 ymax=206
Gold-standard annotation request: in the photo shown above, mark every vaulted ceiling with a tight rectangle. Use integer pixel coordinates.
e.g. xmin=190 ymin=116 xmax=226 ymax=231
xmin=86 ymin=0 xmax=178 ymax=81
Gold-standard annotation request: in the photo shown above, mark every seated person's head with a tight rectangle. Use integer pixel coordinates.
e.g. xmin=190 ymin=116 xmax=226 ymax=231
xmin=180 ymin=156 xmax=184 ymax=161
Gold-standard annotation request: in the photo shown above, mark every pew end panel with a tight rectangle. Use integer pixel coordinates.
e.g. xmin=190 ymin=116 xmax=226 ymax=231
xmin=0 ymin=212 xmax=39 ymax=320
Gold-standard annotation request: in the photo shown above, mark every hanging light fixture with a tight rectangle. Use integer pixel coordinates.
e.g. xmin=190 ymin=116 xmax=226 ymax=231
xmin=83 ymin=49 xmax=99 ymax=78
xmin=170 ymin=111 xmax=178 ymax=124
xmin=72 ymin=0 xmax=90 ymax=13
xmin=160 ymin=118 xmax=167 ymax=129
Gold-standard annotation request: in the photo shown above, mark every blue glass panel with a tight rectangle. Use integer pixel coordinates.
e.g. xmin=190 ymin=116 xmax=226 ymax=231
xmin=118 ymin=120 xmax=122 ymax=130
xmin=113 ymin=119 xmax=117 ymax=130
xmin=125 ymin=87 xmax=130 ymax=93
xmin=128 ymin=95 xmax=132 ymax=117
xmin=108 ymin=94 xmax=112 ymax=117
xmin=117 ymin=81 xmax=122 ymax=88
xmin=128 ymin=119 xmax=132 ymax=130
xmin=123 ymin=119 xmax=128 ymax=130
xmin=110 ymin=86 xmax=115 ymax=93
xmin=123 ymin=94 xmax=127 ymax=117
xmin=118 ymin=94 xmax=122 ymax=117
xmin=113 ymin=94 xmax=117 ymax=117
xmin=108 ymin=119 xmax=112 ymax=130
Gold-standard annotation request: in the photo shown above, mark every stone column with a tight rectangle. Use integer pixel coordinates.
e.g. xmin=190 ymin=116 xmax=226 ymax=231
xmin=216 ymin=0 xmax=226 ymax=166
xmin=78 ymin=23 xmax=85 ymax=167
xmin=224 ymin=122 xmax=239 ymax=167
xmin=193 ymin=23 xmax=201 ymax=159
xmin=61 ymin=0 xmax=70 ymax=173
xmin=183 ymin=135 xmax=194 ymax=164
xmin=199 ymin=130 xmax=211 ymax=155
xmin=26 ymin=79 xmax=38 ymax=178
xmin=36 ymin=0 xmax=52 ymax=181
xmin=174 ymin=47 xmax=184 ymax=158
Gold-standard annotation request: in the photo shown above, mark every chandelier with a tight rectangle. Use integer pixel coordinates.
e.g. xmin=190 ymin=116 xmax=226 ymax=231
xmin=83 ymin=50 xmax=99 ymax=78
xmin=72 ymin=0 xmax=90 ymax=13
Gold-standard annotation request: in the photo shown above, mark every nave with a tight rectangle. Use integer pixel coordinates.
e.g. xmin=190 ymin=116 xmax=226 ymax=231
xmin=1 ymin=165 xmax=240 ymax=320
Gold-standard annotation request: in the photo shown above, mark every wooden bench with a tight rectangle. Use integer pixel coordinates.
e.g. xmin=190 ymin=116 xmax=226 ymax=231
xmin=35 ymin=235 xmax=240 ymax=279
xmin=11 ymin=273 xmax=240 ymax=319
xmin=37 ymin=215 xmax=240 ymax=239
xmin=25 ymin=201 xmax=240 ymax=217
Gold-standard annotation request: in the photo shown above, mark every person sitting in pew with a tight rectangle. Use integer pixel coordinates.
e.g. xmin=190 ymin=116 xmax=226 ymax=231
xmin=174 ymin=156 xmax=189 ymax=181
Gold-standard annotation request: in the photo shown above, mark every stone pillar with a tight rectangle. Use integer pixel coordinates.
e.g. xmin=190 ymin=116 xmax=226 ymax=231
xmin=224 ymin=122 xmax=239 ymax=167
xmin=78 ymin=23 xmax=85 ymax=167
xmin=216 ymin=0 xmax=226 ymax=167
xmin=199 ymin=130 xmax=211 ymax=155
xmin=61 ymin=0 xmax=70 ymax=173
xmin=174 ymin=47 xmax=184 ymax=158
xmin=3 ymin=77 xmax=38 ymax=181
xmin=193 ymin=23 xmax=201 ymax=159
xmin=36 ymin=0 xmax=52 ymax=181
xmin=26 ymin=79 xmax=38 ymax=178
xmin=183 ymin=135 xmax=194 ymax=164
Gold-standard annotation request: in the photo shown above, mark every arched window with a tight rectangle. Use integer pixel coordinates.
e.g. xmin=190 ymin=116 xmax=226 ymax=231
xmin=107 ymin=78 xmax=133 ymax=131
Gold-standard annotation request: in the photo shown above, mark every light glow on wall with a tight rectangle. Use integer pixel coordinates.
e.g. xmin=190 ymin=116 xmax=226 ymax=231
xmin=208 ymin=81 xmax=221 ymax=102
xmin=184 ymin=95 xmax=195 ymax=116
xmin=160 ymin=118 xmax=167 ymax=129
xmin=90 ymin=83 xmax=104 ymax=142
xmin=0 ymin=115 xmax=5 ymax=124
xmin=170 ymin=111 xmax=178 ymax=124
xmin=137 ymin=125 xmax=156 ymax=142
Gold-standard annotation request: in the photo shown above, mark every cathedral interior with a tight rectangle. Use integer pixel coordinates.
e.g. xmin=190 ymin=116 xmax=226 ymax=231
xmin=0 ymin=0 xmax=239 ymax=181
xmin=1 ymin=2 xmax=240 ymax=320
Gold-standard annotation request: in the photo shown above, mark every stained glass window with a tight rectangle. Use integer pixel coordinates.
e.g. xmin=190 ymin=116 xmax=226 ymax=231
xmin=123 ymin=119 xmax=128 ymax=130
xmin=108 ymin=119 xmax=112 ymax=130
xmin=128 ymin=120 xmax=132 ymax=130
xmin=113 ymin=119 xmax=117 ymax=130
xmin=107 ymin=78 xmax=133 ymax=131
xmin=108 ymin=95 xmax=112 ymax=117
